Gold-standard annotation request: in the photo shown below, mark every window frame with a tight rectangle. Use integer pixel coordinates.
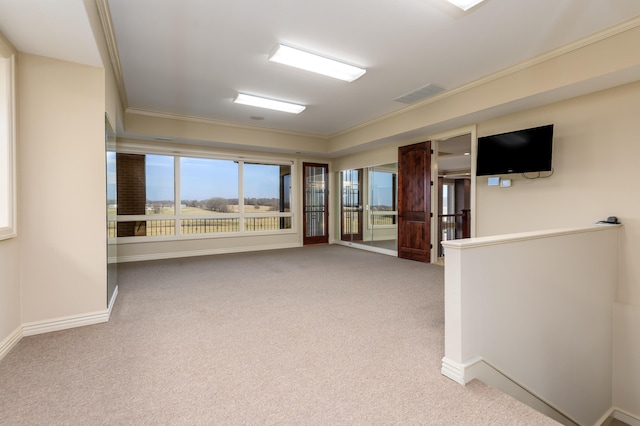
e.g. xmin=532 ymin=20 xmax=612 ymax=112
xmin=0 ymin=53 xmax=16 ymax=241
xmin=109 ymin=145 xmax=295 ymax=243
xmin=367 ymin=168 xmax=397 ymax=230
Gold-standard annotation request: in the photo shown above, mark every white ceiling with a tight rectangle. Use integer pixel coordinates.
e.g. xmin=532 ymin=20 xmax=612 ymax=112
xmin=1 ymin=0 xmax=639 ymax=139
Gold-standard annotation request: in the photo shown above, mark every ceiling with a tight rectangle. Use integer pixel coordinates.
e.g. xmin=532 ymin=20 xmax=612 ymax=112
xmin=1 ymin=0 xmax=639 ymax=141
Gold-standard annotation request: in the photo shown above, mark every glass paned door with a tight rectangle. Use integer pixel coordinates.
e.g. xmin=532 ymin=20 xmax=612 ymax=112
xmin=340 ymin=169 xmax=363 ymax=241
xmin=303 ymin=163 xmax=328 ymax=244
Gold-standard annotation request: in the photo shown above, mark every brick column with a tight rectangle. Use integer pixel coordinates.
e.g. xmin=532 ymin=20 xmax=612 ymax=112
xmin=116 ymin=153 xmax=146 ymax=236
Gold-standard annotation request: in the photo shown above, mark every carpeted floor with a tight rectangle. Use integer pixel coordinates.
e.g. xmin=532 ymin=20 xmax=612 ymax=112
xmin=0 ymin=245 xmax=559 ymax=425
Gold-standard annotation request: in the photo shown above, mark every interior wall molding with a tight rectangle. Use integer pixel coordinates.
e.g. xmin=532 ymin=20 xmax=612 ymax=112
xmin=441 ymin=355 xmax=483 ymax=385
xmin=613 ymin=409 xmax=640 ymax=426
xmin=22 ymin=286 xmax=120 ymax=338
xmin=116 ymin=242 xmax=300 ymax=263
xmin=108 ymin=285 xmax=119 ymax=316
xmin=442 ymin=356 xmax=581 ymax=425
xmin=125 ymin=107 xmax=328 ymax=140
xmin=96 ymin=0 xmax=129 ymax=109
xmin=0 ymin=288 xmax=119 ymax=361
xmin=115 ymin=137 xmax=300 ymax=162
xmin=22 ymin=310 xmax=111 ymax=337
xmin=330 ymin=15 xmax=640 ymax=140
xmin=0 ymin=326 xmax=22 ymax=362
xmin=598 ymin=408 xmax=640 ymax=426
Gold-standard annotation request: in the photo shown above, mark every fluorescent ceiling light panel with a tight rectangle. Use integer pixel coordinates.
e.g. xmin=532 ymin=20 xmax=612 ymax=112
xmin=269 ymin=44 xmax=366 ymax=82
xmin=446 ymin=0 xmax=485 ymax=11
xmin=234 ymin=93 xmax=306 ymax=114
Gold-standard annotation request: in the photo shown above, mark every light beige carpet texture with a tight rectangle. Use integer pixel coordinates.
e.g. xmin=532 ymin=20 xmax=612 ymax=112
xmin=0 ymin=245 xmax=559 ymax=425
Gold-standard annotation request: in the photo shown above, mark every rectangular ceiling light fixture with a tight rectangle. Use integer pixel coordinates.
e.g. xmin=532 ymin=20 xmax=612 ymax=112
xmin=234 ymin=93 xmax=306 ymax=114
xmin=446 ymin=0 xmax=485 ymax=11
xmin=269 ymin=44 xmax=366 ymax=82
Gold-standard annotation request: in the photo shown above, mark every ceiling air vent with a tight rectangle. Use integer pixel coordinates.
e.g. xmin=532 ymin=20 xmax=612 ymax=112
xmin=394 ymin=83 xmax=444 ymax=104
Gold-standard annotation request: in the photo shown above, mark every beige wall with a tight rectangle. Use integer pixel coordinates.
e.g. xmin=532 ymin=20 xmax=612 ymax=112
xmin=474 ymin=81 xmax=640 ymax=418
xmin=125 ymin=111 xmax=329 ymax=156
xmin=475 ymin=81 xmax=640 ymax=306
xmin=0 ymin=32 xmax=20 ymax=355
xmin=0 ymin=8 xmax=637 ymax=421
xmin=0 ymin=238 xmax=20 ymax=350
xmin=329 ymin=24 xmax=640 ymax=154
xmin=18 ymin=53 xmax=106 ymax=322
xmin=443 ymin=226 xmax=619 ymax=425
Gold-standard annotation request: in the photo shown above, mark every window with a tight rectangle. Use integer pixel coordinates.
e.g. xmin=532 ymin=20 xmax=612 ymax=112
xmin=107 ymin=151 xmax=117 ymax=238
xmin=369 ymin=169 xmax=396 ymax=227
xmin=180 ymin=157 xmax=239 ymax=234
xmin=0 ymin=55 xmax=15 ymax=240
xmin=244 ymin=163 xmax=291 ymax=231
xmin=112 ymin=151 xmax=294 ymax=239
xmin=146 ymin=154 xmax=175 ymax=215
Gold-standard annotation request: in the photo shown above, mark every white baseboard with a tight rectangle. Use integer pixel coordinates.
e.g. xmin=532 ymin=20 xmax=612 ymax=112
xmin=22 ymin=290 xmax=119 ymax=337
xmin=333 ymin=240 xmax=397 ymax=257
xmin=1 ymin=290 xmax=119 ymax=360
xmin=597 ymin=407 xmax=640 ymax=426
xmin=441 ymin=356 xmax=483 ymax=385
xmin=613 ymin=408 xmax=640 ymax=426
xmin=108 ymin=285 xmax=119 ymax=316
xmin=0 ymin=326 xmax=22 ymax=362
xmin=442 ymin=356 xmax=579 ymax=425
xmin=22 ymin=309 xmax=111 ymax=336
xmin=116 ymin=242 xmax=300 ymax=263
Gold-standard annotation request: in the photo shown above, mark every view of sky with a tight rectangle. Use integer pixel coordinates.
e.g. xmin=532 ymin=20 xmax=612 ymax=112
xmin=370 ymin=171 xmax=393 ymax=207
xmin=107 ymin=153 xmax=283 ymax=202
xmin=107 ymin=153 xmax=394 ymax=206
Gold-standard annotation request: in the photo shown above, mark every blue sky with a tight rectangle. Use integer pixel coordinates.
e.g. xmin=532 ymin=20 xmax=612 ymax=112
xmin=107 ymin=154 xmax=282 ymax=202
xmin=107 ymin=153 xmax=392 ymax=205
xmin=370 ymin=171 xmax=394 ymax=206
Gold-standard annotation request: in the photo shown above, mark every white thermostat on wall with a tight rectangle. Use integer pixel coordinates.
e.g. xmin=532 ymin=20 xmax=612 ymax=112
xmin=488 ymin=177 xmax=500 ymax=186
xmin=500 ymin=179 xmax=512 ymax=187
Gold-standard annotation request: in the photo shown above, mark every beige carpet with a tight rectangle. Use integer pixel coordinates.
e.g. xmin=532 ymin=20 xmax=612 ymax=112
xmin=0 ymin=245 xmax=559 ymax=425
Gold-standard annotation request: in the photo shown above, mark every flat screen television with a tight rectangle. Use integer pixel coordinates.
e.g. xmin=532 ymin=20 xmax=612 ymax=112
xmin=476 ymin=124 xmax=554 ymax=176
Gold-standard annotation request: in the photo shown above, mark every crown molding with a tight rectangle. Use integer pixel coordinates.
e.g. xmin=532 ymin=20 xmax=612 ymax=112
xmin=97 ymin=3 xmax=640 ymax=144
xmin=96 ymin=0 xmax=129 ymax=110
xmin=330 ymin=15 xmax=640 ymax=139
xmin=125 ymin=107 xmax=329 ymax=140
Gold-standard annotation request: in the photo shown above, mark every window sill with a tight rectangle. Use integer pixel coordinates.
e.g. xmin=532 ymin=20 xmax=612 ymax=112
xmin=111 ymin=228 xmax=297 ymax=244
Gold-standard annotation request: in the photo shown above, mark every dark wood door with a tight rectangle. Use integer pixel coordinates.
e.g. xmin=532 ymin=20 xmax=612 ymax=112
xmin=303 ymin=163 xmax=329 ymax=245
xmin=398 ymin=141 xmax=431 ymax=262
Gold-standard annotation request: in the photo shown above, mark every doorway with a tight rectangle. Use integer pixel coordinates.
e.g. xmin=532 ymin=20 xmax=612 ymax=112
xmin=303 ymin=163 xmax=329 ymax=245
xmin=433 ymin=132 xmax=473 ymax=263
xmin=340 ymin=168 xmax=363 ymax=242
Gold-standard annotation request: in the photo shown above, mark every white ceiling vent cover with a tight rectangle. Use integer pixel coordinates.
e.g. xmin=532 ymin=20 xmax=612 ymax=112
xmin=394 ymin=83 xmax=445 ymax=104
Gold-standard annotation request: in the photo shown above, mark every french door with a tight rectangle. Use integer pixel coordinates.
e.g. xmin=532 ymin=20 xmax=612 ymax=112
xmin=340 ymin=168 xmax=363 ymax=242
xmin=303 ymin=163 xmax=329 ymax=245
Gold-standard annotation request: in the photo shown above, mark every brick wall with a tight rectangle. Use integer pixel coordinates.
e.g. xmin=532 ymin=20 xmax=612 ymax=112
xmin=116 ymin=153 xmax=146 ymax=237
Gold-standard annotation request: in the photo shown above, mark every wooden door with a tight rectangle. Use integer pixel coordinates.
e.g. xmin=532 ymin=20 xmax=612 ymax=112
xmin=303 ymin=163 xmax=329 ymax=245
xmin=398 ymin=142 xmax=431 ymax=262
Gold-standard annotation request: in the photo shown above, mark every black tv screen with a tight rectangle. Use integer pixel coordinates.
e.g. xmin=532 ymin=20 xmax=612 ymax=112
xmin=476 ymin=124 xmax=554 ymax=176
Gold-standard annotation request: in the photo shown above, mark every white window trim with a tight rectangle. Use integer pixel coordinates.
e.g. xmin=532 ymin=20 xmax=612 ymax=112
xmin=0 ymin=54 xmax=16 ymax=241
xmin=109 ymin=146 xmax=296 ymax=243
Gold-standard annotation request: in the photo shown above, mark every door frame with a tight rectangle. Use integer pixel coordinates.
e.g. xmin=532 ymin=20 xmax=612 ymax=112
xmin=302 ymin=162 xmax=329 ymax=245
xmin=340 ymin=168 xmax=363 ymax=242
xmin=429 ymin=125 xmax=477 ymax=263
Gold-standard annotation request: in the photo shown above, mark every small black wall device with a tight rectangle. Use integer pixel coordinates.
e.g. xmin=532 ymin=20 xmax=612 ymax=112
xmin=598 ymin=216 xmax=620 ymax=224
